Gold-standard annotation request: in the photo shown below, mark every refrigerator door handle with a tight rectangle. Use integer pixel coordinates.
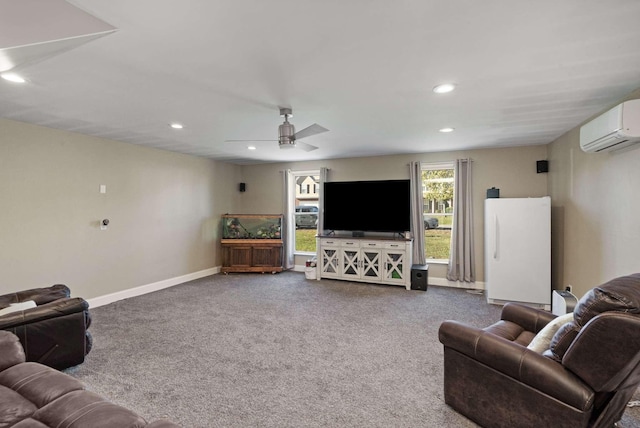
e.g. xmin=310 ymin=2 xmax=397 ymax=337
xmin=493 ymin=215 xmax=498 ymax=259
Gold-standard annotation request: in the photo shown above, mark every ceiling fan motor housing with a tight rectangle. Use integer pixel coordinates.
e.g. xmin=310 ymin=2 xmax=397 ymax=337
xmin=278 ymin=121 xmax=296 ymax=148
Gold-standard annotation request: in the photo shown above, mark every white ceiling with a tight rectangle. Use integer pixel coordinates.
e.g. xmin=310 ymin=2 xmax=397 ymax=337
xmin=2 ymin=0 xmax=640 ymax=165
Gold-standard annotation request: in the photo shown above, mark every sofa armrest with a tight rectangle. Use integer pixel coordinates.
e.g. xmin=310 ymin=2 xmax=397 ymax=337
xmin=0 ymin=297 xmax=89 ymax=329
xmin=0 ymin=330 xmax=26 ymax=370
xmin=501 ymin=302 xmax=557 ymax=333
xmin=0 ymin=284 xmax=71 ymax=307
xmin=439 ymin=320 xmax=594 ymax=411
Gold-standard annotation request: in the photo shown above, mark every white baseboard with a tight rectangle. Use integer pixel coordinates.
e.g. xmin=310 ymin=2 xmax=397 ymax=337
xmin=87 ymin=267 xmax=220 ymax=308
xmin=429 ymin=277 xmax=485 ymax=290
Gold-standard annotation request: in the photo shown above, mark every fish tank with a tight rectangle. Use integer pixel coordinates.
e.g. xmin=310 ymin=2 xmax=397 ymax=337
xmin=221 ymin=214 xmax=283 ymax=240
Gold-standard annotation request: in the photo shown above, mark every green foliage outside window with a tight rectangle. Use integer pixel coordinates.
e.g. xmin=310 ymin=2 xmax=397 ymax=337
xmin=423 ymin=169 xmax=454 ymax=204
xmin=423 ymin=168 xmax=454 ymax=259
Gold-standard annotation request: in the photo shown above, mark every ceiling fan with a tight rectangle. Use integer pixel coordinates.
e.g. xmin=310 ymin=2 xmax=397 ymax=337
xmin=226 ymin=107 xmax=329 ymax=151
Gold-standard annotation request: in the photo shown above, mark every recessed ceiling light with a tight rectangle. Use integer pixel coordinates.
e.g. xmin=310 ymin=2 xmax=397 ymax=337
xmin=169 ymin=123 xmax=183 ymax=129
xmin=1 ymin=72 xmax=26 ymax=83
xmin=247 ymin=146 xmax=257 ymax=150
xmin=439 ymin=127 xmax=454 ymax=133
xmin=433 ymin=83 xmax=456 ymax=94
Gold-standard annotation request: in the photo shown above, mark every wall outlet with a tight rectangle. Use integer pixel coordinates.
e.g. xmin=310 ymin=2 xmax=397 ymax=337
xmin=565 ymin=285 xmax=573 ymax=293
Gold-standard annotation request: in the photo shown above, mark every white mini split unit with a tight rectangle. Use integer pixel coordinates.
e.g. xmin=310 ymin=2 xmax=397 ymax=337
xmin=580 ymin=99 xmax=640 ymax=153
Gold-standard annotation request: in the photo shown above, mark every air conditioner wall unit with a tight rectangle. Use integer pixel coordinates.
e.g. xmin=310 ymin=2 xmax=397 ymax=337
xmin=579 ymin=99 xmax=640 ymax=153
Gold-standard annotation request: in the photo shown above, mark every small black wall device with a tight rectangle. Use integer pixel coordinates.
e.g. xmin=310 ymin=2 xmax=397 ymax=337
xmin=239 ymin=182 xmax=246 ymax=192
xmin=537 ymin=160 xmax=549 ymax=173
xmin=486 ymin=187 xmax=500 ymax=198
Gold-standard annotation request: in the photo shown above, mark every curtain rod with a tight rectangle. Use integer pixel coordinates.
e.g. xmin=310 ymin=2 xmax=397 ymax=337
xmin=279 ymin=167 xmax=331 ymax=173
xmin=407 ymin=159 xmax=473 ymax=166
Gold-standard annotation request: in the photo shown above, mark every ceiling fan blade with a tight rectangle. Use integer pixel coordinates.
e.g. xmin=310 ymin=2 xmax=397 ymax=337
xmin=293 ymin=123 xmax=329 ymax=140
xmin=296 ymin=141 xmax=319 ymax=152
xmin=224 ymin=139 xmax=277 ymax=142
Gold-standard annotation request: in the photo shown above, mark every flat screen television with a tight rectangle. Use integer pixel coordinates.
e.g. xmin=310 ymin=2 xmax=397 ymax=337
xmin=323 ymin=179 xmax=411 ymax=233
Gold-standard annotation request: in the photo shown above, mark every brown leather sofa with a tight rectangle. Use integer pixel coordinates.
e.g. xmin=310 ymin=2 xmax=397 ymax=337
xmin=0 ymin=284 xmax=92 ymax=370
xmin=0 ymin=330 xmax=180 ymax=427
xmin=438 ymin=273 xmax=640 ymax=428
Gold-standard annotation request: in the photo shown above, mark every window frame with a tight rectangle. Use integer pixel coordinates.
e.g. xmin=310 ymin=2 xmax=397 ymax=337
xmin=421 ymin=162 xmax=454 ymax=264
xmin=290 ymin=169 xmax=320 ymax=256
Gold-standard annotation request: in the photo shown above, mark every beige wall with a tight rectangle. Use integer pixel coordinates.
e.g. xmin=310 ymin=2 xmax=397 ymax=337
xmin=0 ymin=119 xmax=241 ymax=299
xmin=4 ymin=85 xmax=635 ymax=301
xmin=239 ymin=145 xmax=548 ymax=283
xmin=548 ymin=88 xmax=640 ymax=298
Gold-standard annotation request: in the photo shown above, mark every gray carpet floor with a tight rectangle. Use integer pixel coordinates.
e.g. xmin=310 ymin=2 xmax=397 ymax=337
xmin=65 ymin=272 xmax=640 ymax=427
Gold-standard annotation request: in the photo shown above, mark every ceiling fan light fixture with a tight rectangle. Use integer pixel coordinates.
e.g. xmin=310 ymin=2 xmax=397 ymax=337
xmin=279 ymin=141 xmax=296 ymax=149
xmin=433 ymin=83 xmax=456 ymax=94
xmin=169 ymin=123 xmax=184 ymax=129
xmin=279 ymin=121 xmax=295 ymax=140
xmin=439 ymin=127 xmax=455 ymax=133
xmin=1 ymin=72 xmax=26 ymax=83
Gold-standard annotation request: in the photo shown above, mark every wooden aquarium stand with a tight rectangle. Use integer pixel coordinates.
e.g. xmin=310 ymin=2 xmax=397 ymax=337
xmin=221 ymin=239 xmax=283 ymax=274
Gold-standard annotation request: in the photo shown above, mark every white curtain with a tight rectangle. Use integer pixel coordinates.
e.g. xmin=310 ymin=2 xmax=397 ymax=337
xmin=409 ymin=161 xmax=426 ymax=265
xmin=282 ymin=169 xmax=295 ymax=269
xmin=318 ymin=167 xmax=328 ymax=233
xmin=447 ymin=158 xmax=475 ymax=282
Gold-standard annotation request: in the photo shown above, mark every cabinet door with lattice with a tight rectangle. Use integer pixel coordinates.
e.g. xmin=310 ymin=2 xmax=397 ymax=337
xmin=319 ymin=240 xmax=340 ymax=278
xmin=360 ymin=249 xmax=381 ymax=281
xmin=383 ymin=243 xmax=408 ymax=285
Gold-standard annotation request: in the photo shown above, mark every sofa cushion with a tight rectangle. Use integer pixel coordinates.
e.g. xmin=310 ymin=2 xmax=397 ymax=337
xmin=527 ymin=312 xmax=574 ymax=353
xmin=0 ymin=384 xmax=37 ymax=426
xmin=543 ymin=321 xmax=581 ymax=362
xmin=0 ymin=362 xmax=84 ymax=409
xmin=483 ymin=320 xmax=536 ymax=346
xmin=33 ymin=390 xmax=148 ymax=428
xmin=11 ymin=419 xmax=50 ymax=427
xmin=574 ymin=273 xmax=640 ymax=327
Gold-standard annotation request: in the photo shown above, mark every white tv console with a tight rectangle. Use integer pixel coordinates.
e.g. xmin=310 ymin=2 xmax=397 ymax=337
xmin=316 ymin=236 xmax=413 ymax=289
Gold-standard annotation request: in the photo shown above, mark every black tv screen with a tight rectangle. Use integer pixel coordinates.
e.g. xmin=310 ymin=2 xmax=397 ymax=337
xmin=323 ymin=180 xmax=411 ymax=233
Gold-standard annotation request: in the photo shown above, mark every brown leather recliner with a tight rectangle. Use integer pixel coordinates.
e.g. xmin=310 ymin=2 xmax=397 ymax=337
xmin=438 ymin=273 xmax=640 ymax=428
xmin=0 ymin=284 xmax=92 ymax=370
xmin=0 ymin=330 xmax=179 ymax=427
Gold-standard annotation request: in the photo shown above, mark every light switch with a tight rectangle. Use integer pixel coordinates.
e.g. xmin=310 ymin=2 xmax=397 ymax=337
xmin=99 ymin=184 xmax=106 ymax=194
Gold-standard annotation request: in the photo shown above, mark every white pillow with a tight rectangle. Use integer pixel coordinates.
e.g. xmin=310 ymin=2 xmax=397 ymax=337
xmin=526 ymin=312 xmax=574 ymax=353
xmin=0 ymin=300 xmax=37 ymax=316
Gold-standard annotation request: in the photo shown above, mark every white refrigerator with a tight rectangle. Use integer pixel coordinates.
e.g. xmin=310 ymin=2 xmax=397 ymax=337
xmin=484 ymin=196 xmax=551 ymax=309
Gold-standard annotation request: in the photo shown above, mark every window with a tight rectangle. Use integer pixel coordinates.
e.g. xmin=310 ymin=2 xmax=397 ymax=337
xmin=292 ymin=171 xmax=320 ymax=253
xmin=422 ymin=163 xmax=454 ymax=261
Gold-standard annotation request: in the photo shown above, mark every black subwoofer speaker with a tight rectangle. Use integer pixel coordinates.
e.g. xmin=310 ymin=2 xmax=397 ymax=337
xmin=411 ymin=264 xmax=429 ymax=291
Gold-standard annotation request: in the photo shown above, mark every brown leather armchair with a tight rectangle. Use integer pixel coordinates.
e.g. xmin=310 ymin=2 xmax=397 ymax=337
xmin=438 ymin=273 xmax=640 ymax=428
xmin=0 ymin=330 xmax=179 ymax=427
xmin=0 ymin=284 xmax=92 ymax=370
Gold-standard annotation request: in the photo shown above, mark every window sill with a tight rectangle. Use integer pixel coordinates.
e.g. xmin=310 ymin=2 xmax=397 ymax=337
xmin=295 ymin=251 xmax=317 ymax=257
xmin=425 ymin=258 xmax=449 ymax=265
